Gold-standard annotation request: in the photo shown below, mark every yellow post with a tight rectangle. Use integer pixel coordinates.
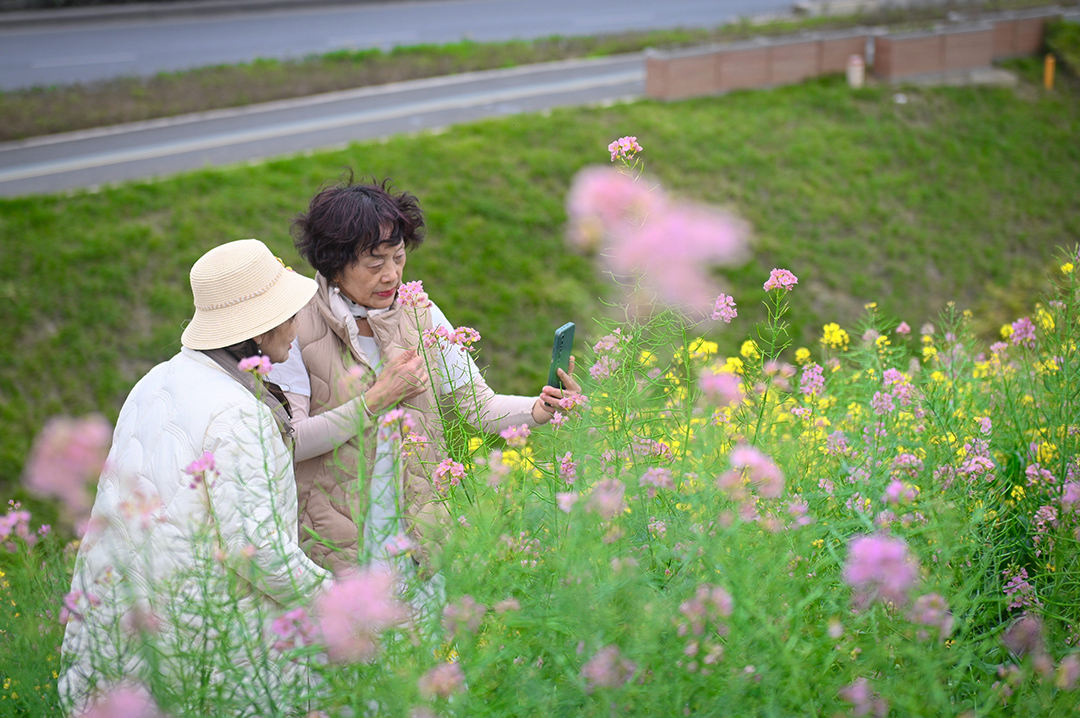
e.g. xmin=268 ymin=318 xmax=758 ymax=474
xmin=1044 ymin=53 xmax=1055 ymax=91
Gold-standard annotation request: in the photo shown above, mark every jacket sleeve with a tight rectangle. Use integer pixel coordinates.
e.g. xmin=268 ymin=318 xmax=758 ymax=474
xmin=204 ymin=402 xmax=332 ymax=604
xmin=287 ymin=390 xmax=365 ymax=463
xmin=448 ymin=368 xmax=540 ymax=434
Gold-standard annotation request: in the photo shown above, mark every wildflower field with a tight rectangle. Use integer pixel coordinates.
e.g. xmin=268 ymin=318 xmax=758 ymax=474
xmin=3 ymin=55 xmax=1080 ymax=717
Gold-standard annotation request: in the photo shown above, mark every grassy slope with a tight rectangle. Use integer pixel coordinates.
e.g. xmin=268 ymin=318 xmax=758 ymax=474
xmin=2 ymin=70 xmax=1079 ymax=503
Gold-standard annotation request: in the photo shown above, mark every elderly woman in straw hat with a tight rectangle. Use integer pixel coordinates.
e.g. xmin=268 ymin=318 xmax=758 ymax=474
xmin=59 ymin=239 xmax=333 ymax=716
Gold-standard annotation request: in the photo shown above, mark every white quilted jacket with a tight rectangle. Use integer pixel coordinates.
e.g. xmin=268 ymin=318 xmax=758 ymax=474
xmin=59 ymin=348 xmax=331 ymax=715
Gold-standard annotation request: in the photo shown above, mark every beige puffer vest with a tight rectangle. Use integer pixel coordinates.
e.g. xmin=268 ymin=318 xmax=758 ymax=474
xmin=293 ymin=275 xmax=450 ymax=575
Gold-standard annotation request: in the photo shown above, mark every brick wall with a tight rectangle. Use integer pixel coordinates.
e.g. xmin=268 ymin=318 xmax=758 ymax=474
xmin=644 ymin=5 xmax=1066 ymax=101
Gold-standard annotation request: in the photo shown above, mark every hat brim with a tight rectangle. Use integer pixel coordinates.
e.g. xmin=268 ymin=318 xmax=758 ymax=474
xmin=181 ymin=269 xmax=317 ymax=350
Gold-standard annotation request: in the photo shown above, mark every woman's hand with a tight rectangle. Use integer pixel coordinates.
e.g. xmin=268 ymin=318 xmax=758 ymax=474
xmin=364 ymin=350 xmax=430 ymax=414
xmin=532 ymin=356 xmax=582 ymax=424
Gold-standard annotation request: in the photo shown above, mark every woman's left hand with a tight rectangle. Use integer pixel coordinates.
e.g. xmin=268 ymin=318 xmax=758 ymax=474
xmin=532 ymin=356 xmax=582 ymax=424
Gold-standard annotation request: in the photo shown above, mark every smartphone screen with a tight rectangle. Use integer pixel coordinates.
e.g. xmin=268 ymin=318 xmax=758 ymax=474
xmin=547 ymin=322 xmax=575 ymax=389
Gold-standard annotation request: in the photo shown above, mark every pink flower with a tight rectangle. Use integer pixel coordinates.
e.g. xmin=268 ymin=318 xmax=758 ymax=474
xmin=612 ymin=201 xmax=748 ymax=314
xmin=896 ymin=321 xmax=911 ymax=335
xmin=728 ymin=444 xmax=784 ymax=499
xmin=839 ymin=677 xmax=888 ymax=717
xmin=586 ymin=479 xmax=627 ymax=520
xmin=1010 ymin=316 xmax=1036 ymax=349
xmin=550 ymin=412 xmax=567 ymax=428
xmin=385 ymin=532 xmax=417 ymax=557
xmin=559 ymin=393 xmax=589 ymax=411
xmin=237 ymin=355 xmax=272 ymax=375
xmin=270 ymin=607 xmax=316 ymax=652
xmin=590 ymin=355 xmax=616 ymax=380
xmin=433 ymin=458 xmax=465 ymax=493
xmin=608 ymin=136 xmax=643 ymax=162
xmin=763 ymin=268 xmax=798 ymax=293
xmin=500 ymin=424 xmax=531 ymax=448
xmin=592 ymin=330 xmax=626 ymax=354
xmin=450 ymin=326 xmax=481 ymax=349
xmin=799 ymin=363 xmax=824 ymax=396
xmin=566 ymin=167 xmax=662 ymax=253
xmin=418 ymin=662 xmax=466 ymax=699
xmin=700 ymin=372 xmax=744 ymax=408
xmin=883 ymin=480 xmax=918 ymax=505
xmin=313 ymin=567 xmax=407 ymax=663
xmin=183 ymin=451 xmax=217 ymax=489
xmin=23 ymin=415 xmax=112 ymax=528
xmin=443 ymin=595 xmax=487 ymax=637
xmin=559 ymin=452 xmax=578 ymax=485
xmin=1056 ymin=654 xmax=1080 ymax=690
xmin=75 ymin=683 xmax=164 ymax=718
xmin=494 ymin=597 xmax=521 ymax=613
xmin=556 ymin=491 xmax=579 ymax=514
xmin=379 ymin=409 xmax=416 ymax=442
xmin=640 ymin=467 xmax=674 ymax=499
xmin=711 ymin=293 xmax=738 ymax=323
xmin=581 ymin=645 xmax=636 ymax=692
xmin=842 ymin=535 xmax=920 ymax=609
xmin=60 ymin=590 xmax=100 ymax=625
xmin=906 ymin=593 xmax=954 ymax=640
xmin=397 ymin=280 xmax=431 ymax=308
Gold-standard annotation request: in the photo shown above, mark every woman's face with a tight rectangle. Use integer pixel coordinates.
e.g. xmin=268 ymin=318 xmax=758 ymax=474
xmin=257 ymin=314 xmax=298 ymax=364
xmin=335 ymin=239 xmax=407 ymax=310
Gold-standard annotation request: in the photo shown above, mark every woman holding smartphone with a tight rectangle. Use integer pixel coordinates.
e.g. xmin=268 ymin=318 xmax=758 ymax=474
xmin=270 ymin=177 xmax=580 ymax=581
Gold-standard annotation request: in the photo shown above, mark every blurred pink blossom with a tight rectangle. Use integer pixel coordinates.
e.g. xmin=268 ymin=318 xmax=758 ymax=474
xmin=24 ymin=415 xmax=112 ymax=527
xmin=75 ymin=683 xmax=165 ymax=718
xmin=580 ymin=645 xmax=636 ymax=692
xmin=494 ymin=597 xmax=521 ymax=614
xmin=237 ymin=355 xmax=272 ymax=375
xmin=270 ymin=607 xmax=316 ymax=652
xmin=586 ymin=479 xmax=626 ymax=520
xmin=557 ymin=492 xmax=579 ymax=514
xmin=313 ymin=566 xmax=407 ymax=663
xmin=418 ymin=662 xmax=466 ymax=699
xmin=443 ymin=595 xmax=487 ymax=637
xmin=566 ymin=167 xmax=661 ymax=253
xmin=839 ymin=677 xmax=888 ymax=717
xmin=728 ymin=444 xmax=784 ymax=499
xmin=907 ymin=592 xmax=954 ymax=640
xmin=500 ymin=424 xmax=531 ymax=448
xmin=842 ymin=535 xmax=920 ymax=609
xmin=700 ymin=372 xmax=744 ymax=408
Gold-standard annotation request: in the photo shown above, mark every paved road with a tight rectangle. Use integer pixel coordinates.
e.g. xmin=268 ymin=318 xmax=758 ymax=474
xmin=0 ymin=54 xmax=644 ymax=196
xmin=0 ymin=0 xmax=793 ymax=90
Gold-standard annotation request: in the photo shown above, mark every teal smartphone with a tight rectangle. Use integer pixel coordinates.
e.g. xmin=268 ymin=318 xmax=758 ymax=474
xmin=547 ymin=322 xmax=575 ymax=389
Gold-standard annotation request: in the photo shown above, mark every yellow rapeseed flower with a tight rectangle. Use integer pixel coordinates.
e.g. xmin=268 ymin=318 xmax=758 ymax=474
xmin=740 ymin=340 xmax=760 ymax=360
xmin=688 ymin=338 xmax=719 ymax=362
xmin=820 ymin=323 xmax=850 ymax=350
xmin=720 ymin=356 xmax=745 ymax=375
xmin=1062 ymin=262 xmax=1074 ymax=274
xmin=1036 ymin=305 xmax=1055 ymax=331
xmin=1000 ymin=324 xmax=1013 ymax=339
xmin=875 ymin=335 xmax=890 ymax=349
xmin=467 ymin=436 xmax=484 ymax=454
xmin=639 ymin=350 xmax=657 ymax=367
xmin=1037 ymin=442 xmax=1058 ymax=464
xmin=923 ymin=346 xmax=938 ymax=361
xmin=795 ymin=347 xmax=811 ymax=364
xmin=1011 ymin=485 xmax=1026 ymax=500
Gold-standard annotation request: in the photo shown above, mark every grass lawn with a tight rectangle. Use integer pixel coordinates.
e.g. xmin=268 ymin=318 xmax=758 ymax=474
xmin=1 ymin=62 xmax=1079 ymax=507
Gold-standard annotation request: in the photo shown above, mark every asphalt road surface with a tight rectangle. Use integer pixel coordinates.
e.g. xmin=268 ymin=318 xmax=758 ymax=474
xmin=0 ymin=54 xmax=644 ymax=196
xmin=0 ymin=0 xmax=794 ymax=90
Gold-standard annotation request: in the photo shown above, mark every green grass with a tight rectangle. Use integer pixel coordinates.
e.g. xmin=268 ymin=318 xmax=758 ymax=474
xmin=2 ymin=69 xmax=1079 ymax=509
xmin=0 ymin=0 xmax=1073 ymax=141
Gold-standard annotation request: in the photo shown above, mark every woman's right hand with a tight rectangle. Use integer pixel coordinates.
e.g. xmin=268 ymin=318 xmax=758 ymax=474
xmin=364 ymin=350 xmax=430 ymax=414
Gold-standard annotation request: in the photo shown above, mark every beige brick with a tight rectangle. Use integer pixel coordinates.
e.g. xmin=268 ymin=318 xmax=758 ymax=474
xmin=664 ymin=52 xmax=718 ymax=100
xmin=771 ymin=40 xmax=821 ymax=85
xmin=942 ymin=28 xmax=993 ymax=71
xmin=718 ymin=45 xmax=770 ymax=91
xmin=874 ymin=34 xmax=942 ymax=79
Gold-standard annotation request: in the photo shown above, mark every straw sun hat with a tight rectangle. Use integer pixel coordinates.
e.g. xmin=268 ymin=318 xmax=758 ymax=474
xmin=181 ymin=239 xmax=317 ymax=350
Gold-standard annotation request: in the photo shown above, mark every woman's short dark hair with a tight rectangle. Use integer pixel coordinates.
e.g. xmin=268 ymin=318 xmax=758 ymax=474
xmin=292 ymin=175 xmax=425 ymax=279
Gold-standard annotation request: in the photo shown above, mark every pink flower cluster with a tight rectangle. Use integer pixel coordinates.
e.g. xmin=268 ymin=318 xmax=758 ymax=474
xmin=717 ymin=444 xmax=784 ymax=500
xmin=763 ymin=268 xmax=798 ymax=293
xmin=608 ymin=136 xmax=643 ymax=162
xmin=839 ymin=677 xmax=888 ymax=717
xmin=678 ymin=583 xmax=734 ymax=637
xmin=1010 ymin=316 xmax=1036 ymax=349
xmin=269 ymin=607 xmax=317 ymax=652
xmin=433 ymin=458 xmax=465 ymax=493
xmin=559 ymin=452 xmax=578 ymax=485
xmin=237 ymin=355 xmax=272 ymax=376
xmin=699 ymin=372 xmax=744 ymax=408
xmin=640 ymin=467 xmax=674 ymax=499
xmin=379 ymin=409 xmax=416 ymax=442
xmin=397 ymin=280 xmax=431 ymax=308
xmin=74 ymin=683 xmax=164 ymax=718
xmin=906 ymin=592 xmax=954 ymax=641
xmin=580 ymin=645 xmax=636 ymax=692
xmin=799 ymin=363 xmax=824 ymax=396
xmin=842 ymin=534 xmax=920 ymax=610
xmin=586 ymin=479 xmax=627 ymax=520
xmin=443 ymin=594 xmax=487 ymax=637
xmin=423 ymin=325 xmax=482 ymax=352
xmin=711 ymin=293 xmax=737 ymax=323
xmin=184 ymin=451 xmax=217 ymax=490
xmin=500 ymin=423 xmax=531 ymax=448
xmin=313 ymin=566 xmax=407 ymax=663
xmin=23 ymin=414 xmax=112 ymax=530
xmin=0 ymin=503 xmax=38 ymax=551
xmin=418 ymin=662 xmax=466 ymax=699
xmin=565 ymin=162 xmax=748 ymax=315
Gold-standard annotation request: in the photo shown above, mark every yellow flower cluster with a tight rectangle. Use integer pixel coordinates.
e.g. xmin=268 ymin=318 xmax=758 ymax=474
xmin=820 ymin=323 xmax=849 ymax=350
